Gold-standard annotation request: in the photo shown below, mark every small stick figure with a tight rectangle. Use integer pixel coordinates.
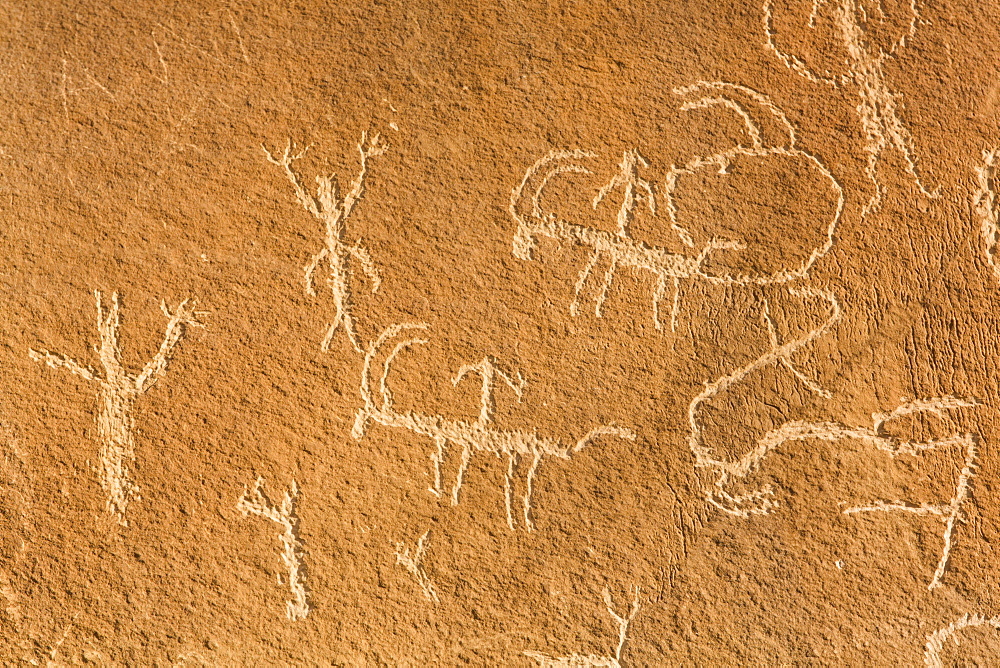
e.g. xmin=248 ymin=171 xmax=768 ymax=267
xmin=264 ymin=132 xmax=386 ymax=352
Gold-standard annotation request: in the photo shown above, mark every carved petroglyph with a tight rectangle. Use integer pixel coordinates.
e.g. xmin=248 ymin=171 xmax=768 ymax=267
xmin=764 ymin=0 xmax=938 ymax=214
xmin=762 ymin=296 xmax=832 ymax=400
xmin=667 ymin=81 xmax=843 ymax=275
xmin=842 ymin=398 xmax=979 ymax=590
xmin=700 ymin=387 xmax=977 ymax=589
xmin=394 ymin=530 xmax=439 ymax=604
xmin=512 ymin=148 xmax=742 ymax=331
xmin=172 ymin=650 xmax=217 ymax=667
xmin=18 ymin=613 xmax=81 ymax=666
xmin=0 ymin=571 xmax=22 ymax=627
xmin=975 ymin=148 xmax=1000 ymax=281
xmin=525 ymin=588 xmax=641 ymax=668
xmin=593 ymin=148 xmax=656 ymax=239
xmin=351 ymin=324 xmax=636 ymax=530
xmin=925 ymin=613 xmax=1000 ymax=668
xmin=29 ymin=291 xmax=204 ymax=524
xmin=511 ymin=84 xmax=843 ymax=331
xmin=46 ymin=614 xmax=78 ymax=666
xmin=264 ymin=132 xmax=386 ymax=352
xmin=237 ymin=477 xmax=310 ymax=621
xmin=686 ymin=287 xmax=842 ymax=515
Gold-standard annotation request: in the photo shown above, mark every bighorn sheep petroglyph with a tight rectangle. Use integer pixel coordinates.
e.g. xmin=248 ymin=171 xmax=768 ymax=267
xmin=510 ymin=82 xmax=843 ymax=331
xmin=351 ymin=324 xmax=636 ymax=530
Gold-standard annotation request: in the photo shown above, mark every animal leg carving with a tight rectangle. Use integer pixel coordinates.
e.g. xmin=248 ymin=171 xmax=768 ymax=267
xmin=524 ymin=451 xmax=543 ymax=531
xmin=505 ymin=453 xmax=518 ymax=530
xmin=594 ymin=258 xmax=618 ymax=318
xmin=571 ymin=250 xmax=602 ymax=317
xmin=452 ymin=443 xmax=472 ymax=506
xmin=430 ymin=435 xmax=447 ymax=497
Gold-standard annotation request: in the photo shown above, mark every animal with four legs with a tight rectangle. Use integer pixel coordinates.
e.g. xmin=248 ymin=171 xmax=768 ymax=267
xmin=510 ymin=82 xmax=844 ymax=331
xmin=350 ymin=323 xmax=636 ymax=530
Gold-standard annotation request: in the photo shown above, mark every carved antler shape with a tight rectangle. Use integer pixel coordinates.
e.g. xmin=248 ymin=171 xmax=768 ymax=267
xmin=394 ymin=530 xmax=439 ymax=604
xmin=593 ymin=148 xmax=656 ymax=238
xmin=452 ymin=356 xmax=526 ymax=423
xmin=525 ymin=587 xmax=642 ymax=667
xmin=238 ymin=477 xmax=310 ymax=620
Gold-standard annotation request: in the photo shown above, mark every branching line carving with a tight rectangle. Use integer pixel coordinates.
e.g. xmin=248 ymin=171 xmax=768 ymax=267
xmin=525 ymin=587 xmax=641 ymax=667
xmin=593 ymin=148 xmax=656 ymax=239
xmin=237 ymin=477 xmax=310 ymax=621
xmin=510 ymin=84 xmax=843 ymax=332
xmin=925 ymin=612 xmax=1000 ymax=668
xmin=29 ymin=291 xmax=204 ymax=524
xmin=352 ymin=324 xmax=636 ymax=530
xmin=394 ymin=530 xmax=439 ymax=604
xmin=764 ymin=0 xmax=938 ymax=215
xmin=264 ymin=132 xmax=386 ymax=353
xmin=700 ymin=389 xmax=977 ymax=589
xmin=686 ymin=287 xmax=842 ymax=515
xmin=842 ymin=397 xmax=978 ymax=590
xmin=975 ymin=148 xmax=1000 ymax=281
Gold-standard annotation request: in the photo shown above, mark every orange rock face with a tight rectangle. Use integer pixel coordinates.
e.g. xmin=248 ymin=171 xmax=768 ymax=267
xmin=2 ymin=0 xmax=1000 ymax=664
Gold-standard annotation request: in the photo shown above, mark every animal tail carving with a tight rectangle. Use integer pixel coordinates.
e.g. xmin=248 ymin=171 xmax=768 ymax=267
xmin=352 ymin=322 xmax=429 ymax=439
xmin=510 ymin=149 xmax=597 ymax=260
xmin=573 ymin=423 xmax=638 ymax=453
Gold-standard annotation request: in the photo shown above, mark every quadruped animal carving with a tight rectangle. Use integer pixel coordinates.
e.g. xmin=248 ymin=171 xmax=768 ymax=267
xmin=524 ymin=587 xmax=641 ymax=667
xmin=764 ymin=0 xmax=939 ymax=214
xmin=510 ymin=83 xmax=843 ymax=331
xmin=702 ymin=392 xmax=978 ymax=590
xmin=351 ymin=324 xmax=636 ymax=530
xmin=264 ymin=131 xmax=386 ymax=353
xmin=842 ymin=398 xmax=979 ymax=590
xmin=29 ymin=290 xmax=204 ymax=524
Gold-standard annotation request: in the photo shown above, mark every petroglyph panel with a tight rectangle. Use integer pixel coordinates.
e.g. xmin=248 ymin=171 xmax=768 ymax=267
xmin=3 ymin=0 xmax=1000 ymax=664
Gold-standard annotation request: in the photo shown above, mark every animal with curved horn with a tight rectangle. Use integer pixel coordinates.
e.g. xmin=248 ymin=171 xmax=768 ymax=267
xmin=351 ymin=323 xmax=636 ymax=530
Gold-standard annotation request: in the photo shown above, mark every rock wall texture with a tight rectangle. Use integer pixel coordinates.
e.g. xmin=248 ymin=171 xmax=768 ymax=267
xmin=1 ymin=0 xmax=1000 ymax=664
